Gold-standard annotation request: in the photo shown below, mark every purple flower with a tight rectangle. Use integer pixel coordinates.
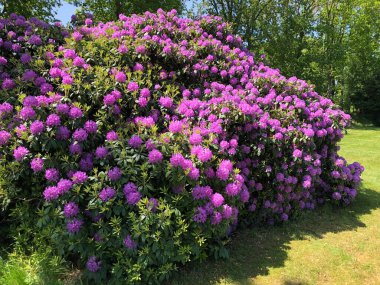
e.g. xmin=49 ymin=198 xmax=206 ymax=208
xmin=73 ymin=56 xmax=85 ymax=66
xmin=30 ymin=120 xmax=44 ymax=135
xmin=197 ymin=148 xmax=213 ymax=162
xmin=72 ymin=31 xmax=83 ymax=41
xmin=79 ymin=155 xmax=93 ymax=171
xmin=62 ymin=76 xmax=73 ymax=85
xmin=31 ymin=158 xmax=44 ymax=172
xmin=69 ymin=107 xmax=83 ymax=119
xmin=126 ymin=191 xmax=141 ymax=205
xmin=40 ymin=83 xmax=53 ymax=94
xmin=106 ymin=131 xmax=118 ymax=141
xmin=57 ymin=179 xmax=73 ymax=194
xmin=162 ymin=45 xmax=171 ymax=54
xmin=0 ymin=130 xmax=11 ymax=145
xmin=72 ymin=128 xmax=88 ymax=142
xmin=20 ymin=53 xmax=31 ymax=64
xmin=135 ymin=45 xmax=146 ymax=54
xmin=13 ymin=146 xmax=29 ymax=161
xmin=63 ymin=202 xmax=79 ymax=218
xmin=293 ymin=149 xmax=303 ymax=158
xmin=192 ymin=185 xmax=213 ymax=199
xmin=222 ymin=205 xmax=233 ymax=219
xmin=2 ymin=78 xmax=16 ymax=90
xmin=69 ymin=143 xmax=82 ymax=155
xmin=128 ymin=135 xmax=143 ymax=148
xmin=20 ymin=107 xmax=36 ymax=120
xmin=302 ymin=180 xmax=311 ymax=189
xmin=148 ymin=149 xmax=163 ymax=164
xmin=332 ymin=192 xmax=342 ymax=200
xmin=216 ymin=160 xmax=233 ymax=181
xmin=95 ymin=146 xmax=108 ymax=159
xmin=43 ymin=186 xmax=60 ymax=201
xmin=138 ymin=96 xmax=148 ymax=107
xmin=118 ymin=44 xmax=128 ymax=53
xmin=86 ymin=256 xmax=101 ymax=272
xmin=170 ymin=153 xmax=184 ymax=167
xmin=84 ymin=120 xmax=97 ymax=133
xmin=226 ymin=183 xmax=240 ymax=197
xmin=281 ymin=213 xmax=289 ymax=221
xmin=46 ymin=114 xmax=61 ymax=127
xmin=66 ymin=219 xmax=83 ymax=233
xmin=139 ymin=88 xmax=150 ymax=99
xmin=108 ymin=167 xmax=122 ymax=181
xmin=188 ymin=167 xmax=200 ymax=180
xmin=331 ymin=170 xmax=340 ymax=179
xmin=211 ymin=193 xmax=224 ymax=207
xmin=240 ymin=189 xmax=250 ymax=203
xmin=72 ymin=171 xmax=88 ymax=184
xmin=189 ymin=133 xmax=202 ymax=145
xmin=159 ymin=96 xmax=173 ymax=108
xmin=303 ymin=129 xmax=315 ymax=138
xmin=115 ymin=71 xmax=126 ymax=83
xmin=103 ymin=94 xmax=116 ymax=105
xmin=86 ymin=256 xmax=101 ymax=273
xmin=99 ymin=187 xmax=116 ymax=202
xmin=22 ymin=70 xmax=37 ymax=81
xmin=28 ymin=34 xmax=42 ymax=45
xmin=56 ymin=103 xmax=70 ymax=114
xmin=123 ymin=182 xmax=138 ymax=194
xmin=169 ymin=121 xmax=183 ymax=133
xmin=193 ymin=207 xmax=207 ymax=223
xmin=23 ymin=96 xmax=38 ymax=107
xmin=0 ymin=56 xmax=7 ymax=65
xmin=57 ymin=126 xmax=70 ymax=140
xmin=123 ymin=235 xmax=137 ymax=249
xmin=127 ymin=81 xmax=139 ymax=92
xmin=211 ymin=212 xmax=223 ymax=225
xmin=64 ymin=49 xmax=76 ymax=59
xmin=49 ymin=67 xmax=62 ymax=78
xmin=45 ymin=168 xmax=59 ymax=182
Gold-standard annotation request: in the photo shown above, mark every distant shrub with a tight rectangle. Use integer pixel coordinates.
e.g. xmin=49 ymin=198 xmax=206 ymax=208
xmin=0 ymin=10 xmax=363 ymax=284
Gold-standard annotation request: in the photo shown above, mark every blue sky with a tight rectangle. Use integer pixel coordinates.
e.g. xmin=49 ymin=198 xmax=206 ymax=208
xmin=55 ymin=1 xmax=77 ymax=24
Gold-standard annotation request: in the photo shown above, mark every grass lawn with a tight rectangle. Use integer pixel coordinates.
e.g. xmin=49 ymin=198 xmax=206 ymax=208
xmin=1 ymin=127 xmax=379 ymax=285
xmin=169 ymin=127 xmax=380 ymax=285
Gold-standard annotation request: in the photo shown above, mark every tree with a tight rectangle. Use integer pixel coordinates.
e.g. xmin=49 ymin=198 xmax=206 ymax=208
xmin=68 ymin=0 xmax=184 ymax=22
xmin=197 ymin=0 xmax=379 ymax=118
xmin=0 ymin=0 xmax=62 ymax=21
xmin=345 ymin=0 xmax=380 ymax=124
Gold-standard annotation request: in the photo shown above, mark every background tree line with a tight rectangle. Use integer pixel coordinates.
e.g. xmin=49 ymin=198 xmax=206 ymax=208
xmin=1 ymin=0 xmax=379 ymax=125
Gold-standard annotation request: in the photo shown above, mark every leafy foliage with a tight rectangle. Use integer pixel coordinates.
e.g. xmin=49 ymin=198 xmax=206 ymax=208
xmin=0 ymin=0 xmax=62 ymax=21
xmin=68 ymin=0 xmax=184 ymax=22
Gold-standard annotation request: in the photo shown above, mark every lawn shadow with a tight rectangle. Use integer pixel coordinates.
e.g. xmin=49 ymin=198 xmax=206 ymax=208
xmin=169 ymin=187 xmax=380 ymax=285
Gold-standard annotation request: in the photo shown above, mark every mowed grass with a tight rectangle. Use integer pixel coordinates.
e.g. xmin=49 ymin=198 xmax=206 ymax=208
xmin=169 ymin=127 xmax=380 ymax=285
xmin=1 ymin=128 xmax=379 ymax=285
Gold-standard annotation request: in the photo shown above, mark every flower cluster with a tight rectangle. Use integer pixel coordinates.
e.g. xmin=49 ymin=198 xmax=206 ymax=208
xmin=0 ymin=10 xmax=363 ymax=284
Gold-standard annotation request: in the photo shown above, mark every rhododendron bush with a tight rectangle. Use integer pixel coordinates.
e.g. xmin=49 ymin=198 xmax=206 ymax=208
xmin=0 ymin=9 xmax=364 ymax=284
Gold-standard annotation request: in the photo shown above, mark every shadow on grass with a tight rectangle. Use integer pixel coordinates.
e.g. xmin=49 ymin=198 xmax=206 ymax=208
xmin=169 ymin=187 xmax=380 ymax=285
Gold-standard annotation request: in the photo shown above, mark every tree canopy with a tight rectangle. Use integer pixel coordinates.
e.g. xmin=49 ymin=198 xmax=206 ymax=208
xmin=0 ymin=0 xmax=62 ymax=21
xmin=68 ymin=0 xmax=184 ymax=22
xmin=194 ymin=0 xmax=380 ymax=124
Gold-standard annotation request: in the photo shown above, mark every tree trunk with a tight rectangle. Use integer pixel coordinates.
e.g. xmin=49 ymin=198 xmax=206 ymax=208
xmin=115 ymin=0 xmax=121 ymax=20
